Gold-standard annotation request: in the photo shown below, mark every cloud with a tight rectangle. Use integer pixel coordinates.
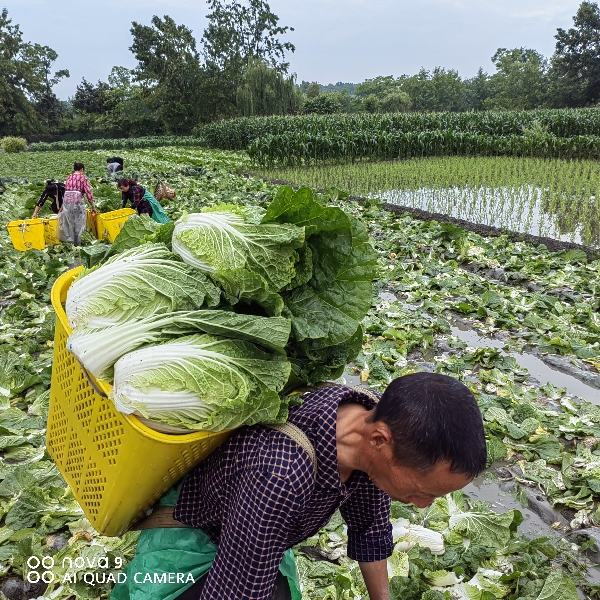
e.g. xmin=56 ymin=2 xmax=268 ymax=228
xmin=6 ymin=0 xmax=586 ymax=97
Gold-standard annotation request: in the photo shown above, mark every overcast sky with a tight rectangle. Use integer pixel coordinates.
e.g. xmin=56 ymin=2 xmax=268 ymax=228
xmin=5 ymin=0 xmax=583 ymax=99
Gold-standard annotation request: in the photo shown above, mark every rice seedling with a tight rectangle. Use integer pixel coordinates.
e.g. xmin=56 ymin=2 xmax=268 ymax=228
xmin=256 ymin=156 xmax=600 ymax=247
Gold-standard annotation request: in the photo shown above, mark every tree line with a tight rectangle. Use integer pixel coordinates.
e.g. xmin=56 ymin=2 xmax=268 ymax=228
xmin=2 ymin=1 xmax=600 ymax=139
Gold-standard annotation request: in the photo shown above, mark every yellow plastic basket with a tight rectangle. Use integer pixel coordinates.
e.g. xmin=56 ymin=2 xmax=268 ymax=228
xmin=6 ymin=219 xmax=45 ymax=251
xmin=85 ymin=210 xmax=95 ymax=233
xmin=43 ymin=216 xmax=61 ymax=246
xmin=47 ymin=268 xmax=231 ymax=536
xmin=96 ymin=208 xmax=136 ymax=242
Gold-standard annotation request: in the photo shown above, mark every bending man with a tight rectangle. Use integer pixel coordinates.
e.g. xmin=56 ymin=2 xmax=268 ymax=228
xmin=112 ymin=373 xmax=487 ymax=600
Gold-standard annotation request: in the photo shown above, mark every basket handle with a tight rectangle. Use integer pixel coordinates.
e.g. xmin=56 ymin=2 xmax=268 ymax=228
xmin=20 ymin=222 xmax=32 ymax=249
xmin=76 ymin=359 xmax=109 ymax=399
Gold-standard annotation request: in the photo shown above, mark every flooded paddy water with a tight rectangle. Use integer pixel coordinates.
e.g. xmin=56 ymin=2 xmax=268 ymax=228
xmin=257 ymin=156 xmax=600 ymax=248
xmin=376 ymin=185 xmax=597 ymax=247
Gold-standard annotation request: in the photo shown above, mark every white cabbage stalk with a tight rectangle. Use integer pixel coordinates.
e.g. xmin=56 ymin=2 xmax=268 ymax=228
xmin=67 ymin=310 xmax=291 ymax=382
xmin=68 ymin=314 xmax=179 ymax=382
xmin=392 ymin=519 xmax=445 ymax=555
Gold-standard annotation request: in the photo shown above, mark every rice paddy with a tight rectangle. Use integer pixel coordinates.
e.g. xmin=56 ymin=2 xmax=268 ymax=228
xmin=256 ymin=156 xmax=600 ymax=247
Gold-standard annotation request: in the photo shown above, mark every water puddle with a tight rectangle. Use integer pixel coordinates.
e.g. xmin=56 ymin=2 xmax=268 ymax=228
xmin=378 ymin=291 xmax=398 ymax=303
xmin=463 ymin=478 xmax=600 ymax=584
xmin=375 ymin=290 xmax=600 ymax=404
xmin=465 ymin=477 xmax=556 ymax=538
xmin=465 ymin=478 xmax=600 ymax=584
xmin=451 ymin=323 xmax=600 ymax=404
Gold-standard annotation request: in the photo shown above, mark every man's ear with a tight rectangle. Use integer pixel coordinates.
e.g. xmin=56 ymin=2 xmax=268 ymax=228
xmin=370 ymin=422 xmax=393 ymax=451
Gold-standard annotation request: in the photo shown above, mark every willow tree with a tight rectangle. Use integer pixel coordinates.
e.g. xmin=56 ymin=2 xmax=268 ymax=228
xmin=236 ymin=58 xmax=301 ymax=117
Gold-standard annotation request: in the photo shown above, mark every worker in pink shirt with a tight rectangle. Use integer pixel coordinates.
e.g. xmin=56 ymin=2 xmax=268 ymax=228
xmin=60 ymin=162 xmax=97 ymax=246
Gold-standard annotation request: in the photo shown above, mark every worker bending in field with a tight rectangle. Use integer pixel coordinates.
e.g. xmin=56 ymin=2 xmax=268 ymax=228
xmin=117 ymin=178 xmax=170 ymax=224
xmin=111 ymin=373 xmax=487 ymax=600
xmin=107 ymin=157 xmax=124 ymax=174
xmin=32 ymin=180 xmax=65 ymax=218
xmin=60 ymin=162 xmax=96 ymax=246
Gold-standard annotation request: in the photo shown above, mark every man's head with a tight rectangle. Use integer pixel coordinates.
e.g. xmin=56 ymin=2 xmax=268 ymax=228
xmin=364 ymin=373 xmax=486 ymax=507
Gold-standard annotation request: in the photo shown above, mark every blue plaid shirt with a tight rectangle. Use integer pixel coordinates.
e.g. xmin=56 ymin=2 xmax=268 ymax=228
xmin=174 ymin=385 xmax=393 ymax=599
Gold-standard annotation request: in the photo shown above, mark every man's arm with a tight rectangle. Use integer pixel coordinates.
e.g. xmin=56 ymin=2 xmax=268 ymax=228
xmin=339 ymin=476 xmax=393 ymax=597
xmin=359 ymin=560 xmax=389 ymax=600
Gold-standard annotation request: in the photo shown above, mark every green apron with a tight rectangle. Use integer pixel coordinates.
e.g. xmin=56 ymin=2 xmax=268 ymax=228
xmin=110 ymin=485 xmax=301 ymax=600
xmin=143 ymin=190 xmax=171 ymax=224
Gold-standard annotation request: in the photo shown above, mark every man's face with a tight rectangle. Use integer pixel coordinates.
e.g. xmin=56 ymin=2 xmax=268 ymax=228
xmin=367 ymin=458 xmax=472 ymax=508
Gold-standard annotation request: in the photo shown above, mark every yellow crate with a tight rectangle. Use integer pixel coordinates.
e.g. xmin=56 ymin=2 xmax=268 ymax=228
xmin=47 ymin=268 xmax=231 ymax=536
xmin=6 ymin=219 xmax=45 ymax=251
xmin=86 ymin=210 xmax=94 ymax=232
xmin=43 ymin=216 xmax=61 ymax=246
xmin=96 ymin=208 xmax=136 ymax=242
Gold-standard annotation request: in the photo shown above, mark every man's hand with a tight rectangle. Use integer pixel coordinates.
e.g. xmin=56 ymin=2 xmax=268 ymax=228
xmin=359 ymin=560 xmax=389 ymax=600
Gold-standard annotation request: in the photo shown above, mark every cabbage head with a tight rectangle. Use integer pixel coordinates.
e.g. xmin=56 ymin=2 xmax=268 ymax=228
xmin=112 ymin=334 xmax=291 ymax=432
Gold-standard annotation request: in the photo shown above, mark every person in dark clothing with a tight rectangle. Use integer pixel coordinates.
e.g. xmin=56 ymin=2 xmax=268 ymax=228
xmin=107 ymin=157 xmax=124 ymax=174
xmin=32 ymin=181 xmax=65 ymax=218
xmin=117 ymin=179 xmax=153 ymax=217
xmin=112 ymin=374 xmax=487 ymax=600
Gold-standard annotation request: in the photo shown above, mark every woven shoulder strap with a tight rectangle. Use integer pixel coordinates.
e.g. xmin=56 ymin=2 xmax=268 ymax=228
xmin=268 ymin=422 xmax=317 ymax=482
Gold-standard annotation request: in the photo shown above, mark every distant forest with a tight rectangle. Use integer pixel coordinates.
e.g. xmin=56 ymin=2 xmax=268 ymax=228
xmin=2 ymin=0 xmax=600 ymax=140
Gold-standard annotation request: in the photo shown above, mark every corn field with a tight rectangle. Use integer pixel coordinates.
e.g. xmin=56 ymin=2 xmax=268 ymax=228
xmin=202 ymin=108 xmax=600 ymax=149
xmin=247 ymin=131 xmax=600 ymax=165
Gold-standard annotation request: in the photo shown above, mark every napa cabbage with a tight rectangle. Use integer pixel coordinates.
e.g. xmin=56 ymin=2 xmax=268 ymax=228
xmin=168 ymin=188 xmax=377 ymax=387
xmin=172 ymin=208 xmax=305 ymax=295
xmin=66 ymin=244 xmax=220 ymax=329
xmin=263 ymin=186 xmax=378 ymax=385
xmin=68 ymin=310 xmax=291 ymax=382
xmin=112 ymin=334 xmax=291 ymax=432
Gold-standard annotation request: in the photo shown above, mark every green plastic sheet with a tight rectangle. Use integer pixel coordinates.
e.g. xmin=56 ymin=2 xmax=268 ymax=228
xmin=111 ymin=485 xmax=301 ymax=600
xmin=143 ymin=190 xmax=171 ymax=224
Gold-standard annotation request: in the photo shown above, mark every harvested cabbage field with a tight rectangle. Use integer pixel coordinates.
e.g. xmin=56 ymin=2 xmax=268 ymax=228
xmin=1 ymin=146 xmax=599 ymax=599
